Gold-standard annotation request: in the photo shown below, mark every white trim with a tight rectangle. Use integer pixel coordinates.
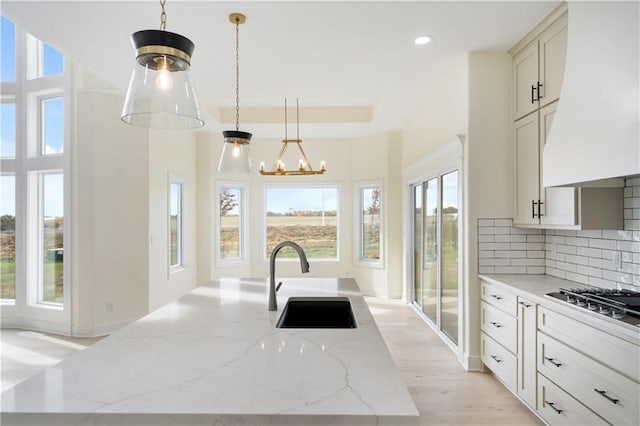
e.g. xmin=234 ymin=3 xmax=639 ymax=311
xmin=215 ymin=180 xmax=249 ymax=266
xmin=168 ymin=173 xmax=185 ymax=275
xmin=353 ymin=180 xmax=384 ymax=269
xmin=404 ymin=135 xmax=466 ymax=362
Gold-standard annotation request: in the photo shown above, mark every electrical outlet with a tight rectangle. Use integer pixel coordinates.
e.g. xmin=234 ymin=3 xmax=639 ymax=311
xmin=613 ymin=251 xmax=622 ymax=270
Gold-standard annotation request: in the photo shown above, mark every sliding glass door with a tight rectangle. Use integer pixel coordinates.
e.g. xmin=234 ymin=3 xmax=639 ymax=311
xmin=412 ymin=170 xmax=460 ymax=345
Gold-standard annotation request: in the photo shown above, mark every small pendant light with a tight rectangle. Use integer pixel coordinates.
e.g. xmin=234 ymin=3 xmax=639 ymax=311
xmin=217 ymin=13 xmax=253 ymax=174
xmin=121 ymin=0 xmax=204 ymax=129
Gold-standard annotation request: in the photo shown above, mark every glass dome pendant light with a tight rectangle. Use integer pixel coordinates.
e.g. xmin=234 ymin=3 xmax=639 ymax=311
xmin=121 ymin=0 xmax=204 ymax=129
xmin=217 ymin=13 xmax=253 ymax=174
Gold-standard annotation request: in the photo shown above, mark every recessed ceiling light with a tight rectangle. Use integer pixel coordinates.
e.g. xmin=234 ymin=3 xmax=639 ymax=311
xmin=414 ymin=35 xmax=432 ymax=46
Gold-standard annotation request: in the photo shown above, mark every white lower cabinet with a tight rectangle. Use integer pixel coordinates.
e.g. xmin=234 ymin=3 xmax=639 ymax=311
xmin=538 ymin=374 xmax=608 ymax=425
xmin=517 ymin=297 xmax=537 ymax=408
xmin=538 ymin=332 xmax=640 ymax=425
xmin=481 ymin=332 xmax=517 ymax=391
xmin=479 ymin=278 xmax=640 ymax=426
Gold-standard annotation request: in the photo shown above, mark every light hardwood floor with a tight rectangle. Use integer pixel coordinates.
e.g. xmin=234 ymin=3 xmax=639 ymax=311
xmin=366 ymin=296 xmax=541 ymax=425
xmin=1 ymin=298 xmax=541 ymax=425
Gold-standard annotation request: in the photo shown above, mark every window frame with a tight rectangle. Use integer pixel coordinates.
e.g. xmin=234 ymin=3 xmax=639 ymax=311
xmin=262 ymin=183 xmax=341 ymax=263
xmin=354 ymin=181 xmax=384 ymax=268
xmin=1 ymin=14 xmax=71 ymax=330
xmin=168 ymin=174 xmax=185 ymax=273
xmin=215 ymin=180 xmax=248 ymax=266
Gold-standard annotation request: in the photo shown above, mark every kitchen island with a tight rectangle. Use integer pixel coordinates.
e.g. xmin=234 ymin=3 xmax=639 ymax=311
xmin=1 ymin=278 xmax=419 ymax=425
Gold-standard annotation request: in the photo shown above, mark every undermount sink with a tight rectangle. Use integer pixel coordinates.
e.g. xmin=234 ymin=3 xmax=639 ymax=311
xmin=276 ymin=297 xmax=357 ymax=329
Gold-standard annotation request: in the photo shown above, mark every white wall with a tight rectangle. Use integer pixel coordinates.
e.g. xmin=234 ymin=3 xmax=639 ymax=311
xmin=401 ymin=54 xmax=469 ymax=169
xmin=465 ymin=52 xmax=512 ymax=369
xmin=72 ymin=90 xmax=150 ymax=336
xmin=208 ymin=135 xmax=354 ymax=281
xmin=351 ymin=131 xmax=403 ymax=297
xmin=148 ymin=130 xmax=198 ymax=312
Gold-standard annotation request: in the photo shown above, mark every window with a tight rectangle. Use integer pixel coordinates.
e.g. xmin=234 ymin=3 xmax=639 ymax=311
xmin=216 ymin=182 xmax=246 ymax=263
xmin=1 ymin=102 xmax=16 ymax=158
xmin=169 ymin=180 xmax=183 ymax=269
xmin=41 ymin=97 xmax=63 ymax=155
xmin=27 ymin=35 xmax=63 ymax=79
xmin=1 ymin=15 xmax=69 ymax=323
xmin=41 ymin=173 xmax=63 ymax=304
xmin=355 ymin=183 xmax=383 ymax=266
xmin=1 ymin=16 xmax=15 ymax=82
xmin=265 ymin=186 xmax=338 ymax=260
xmin=1 ymin=174 xmax=15 ymax=301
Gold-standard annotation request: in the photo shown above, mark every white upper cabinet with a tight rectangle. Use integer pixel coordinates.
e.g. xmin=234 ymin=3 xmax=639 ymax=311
xmin=512 ymin=12 xmax=567 ymax=121
xmin=511 ymin=5 xmax=623 ymax=230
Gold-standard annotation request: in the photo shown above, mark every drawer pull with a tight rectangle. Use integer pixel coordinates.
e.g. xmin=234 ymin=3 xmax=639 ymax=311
xmin=544 ymin=357 xmax=562 ymax=367
xmin=594 ymin=388 xmax=619 ymax=404
xmin=546 ymin=401 xmax=563 ymax=415
xmin=490 ymin=354 xmax=502 ymax=363
xmin=489 ymin=321 xmax=502 ymax=328
xmin=490 ymin=294 xmax=503 ymax=300
xmin=518 ymin=301 xmax=532 ymax=308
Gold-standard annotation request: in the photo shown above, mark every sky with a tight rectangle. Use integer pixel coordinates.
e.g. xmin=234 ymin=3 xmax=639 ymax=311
xmin=1 ymin=15 xmax=65 ymax=218
xmin=266 ymin=187 xmax=338 ymax=214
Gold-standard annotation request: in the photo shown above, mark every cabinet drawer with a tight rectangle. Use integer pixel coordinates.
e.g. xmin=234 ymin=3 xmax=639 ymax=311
xmin=538 ymin=373 xmax=607 ymax=426
xmin=538 ymin=306 xmax=640 ymax=381
xmin=481 ymin=332 xmax=516 ymax=391
xmin=538 ymin=333 xmax=640 ymax=426
xmin=481 ymin=301 xmax=517 ymax=353
xmin=481 ymin=281 xmax=517 ymax=316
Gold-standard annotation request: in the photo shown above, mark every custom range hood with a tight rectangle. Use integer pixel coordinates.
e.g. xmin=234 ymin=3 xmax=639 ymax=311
xmin=543 ymin=1 xmax=639 ymax=188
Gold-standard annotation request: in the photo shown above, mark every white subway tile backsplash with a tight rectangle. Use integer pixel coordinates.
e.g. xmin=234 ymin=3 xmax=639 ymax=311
xmin=478 ymin=179 xmax=639 ymax=290
xmin=495 ymin=250 xmax=527 ymax=258
xmin=617 ymin=241 xmax=640 ymax=252
xmin=602 ymin=230 xmax=633 ymax=241
xmin=588 ymin=258 xmax=617 ymax=271
xmin=479 ymin=243 xmax=510 ymax=251
xmin=576 ymin=265 xmax=602 ymax=278
xmin=564 ymin=254 xmax=589 ymax=266
xmin=527 ymin=251 xmax=545 ymax=258
xmin=565 ymin=237 xmax=589 ymax=247
xmin=546 ymin=235 xmax=565 ymax=244
xmin=495 ymin=235 xmax=526 ymax=243
xmin=478 ymin=226 xmax=510 ymax=235
xmin=578 ymin=230 xmax=602 ymax=238
xmin=495 ymin=266 xmax=527 ymax=274
xmin=565 ymin=272 xmax=589 ymax=285
xmin=589 ymin=238 xmax=617 ymax=250
xmin=576 ymin=247 xmax=602 ymax=258
xmin=557 ymin=245 xmax=578 ymax=255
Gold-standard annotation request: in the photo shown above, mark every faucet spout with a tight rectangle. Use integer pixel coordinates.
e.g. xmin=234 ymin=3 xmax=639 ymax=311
xmin=269 ymin=241 xmax=310 ymax=311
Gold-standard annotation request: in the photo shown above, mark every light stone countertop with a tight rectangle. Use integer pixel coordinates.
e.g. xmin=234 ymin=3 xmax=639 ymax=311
xmin=0 ymin=278 xmax=419 ymax=426
xmin=479 ymin=274 xmax=640 ymax=344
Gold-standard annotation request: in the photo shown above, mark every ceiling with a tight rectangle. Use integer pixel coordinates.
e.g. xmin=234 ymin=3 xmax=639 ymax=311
xmin=2 ymin=0 xmax=561 ymax=138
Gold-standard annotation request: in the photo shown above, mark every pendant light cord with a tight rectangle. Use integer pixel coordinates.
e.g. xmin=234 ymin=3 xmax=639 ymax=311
xmin=235 ymin=18 xmax=240 ymax=131
xmin=159 ymin=0 xmax=167 ymax=30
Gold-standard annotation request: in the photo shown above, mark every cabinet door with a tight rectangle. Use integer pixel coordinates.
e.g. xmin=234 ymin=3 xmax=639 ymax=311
xmin=538 ymin=13 xmax=568 ymax=108
xmin=513 ymin=42 xmax=539 ymax=120
xmin=517 ymin=297 xmax=537 ymax=409
xmin=514 ymin=113 xmax=540 ymax=226
xmin=539 ymin=101 xmax=577 ymax=226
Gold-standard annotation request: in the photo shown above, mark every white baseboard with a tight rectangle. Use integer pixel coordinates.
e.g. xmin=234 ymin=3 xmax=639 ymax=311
xmin=1 ymin=317 xmax=70 ymax=336
xmin=464 ymin=354 xmax=483 ymax=372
